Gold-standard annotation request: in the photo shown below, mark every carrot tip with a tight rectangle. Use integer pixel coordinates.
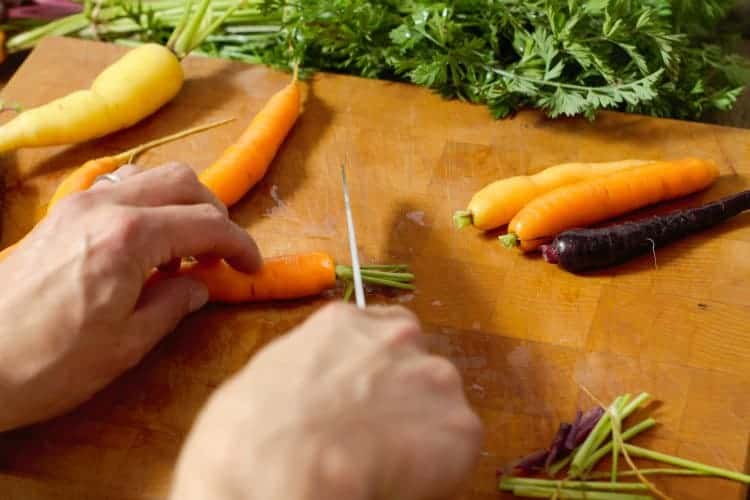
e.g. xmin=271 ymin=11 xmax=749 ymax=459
xmin=499 ymin=233 xmax=519 ymax=248
xmin=453 ymin=210 xmax=473 ymax=230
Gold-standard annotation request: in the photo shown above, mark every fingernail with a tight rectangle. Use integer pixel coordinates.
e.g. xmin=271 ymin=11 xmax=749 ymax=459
xmin=189 ymin=284 xmax=209 ymax=312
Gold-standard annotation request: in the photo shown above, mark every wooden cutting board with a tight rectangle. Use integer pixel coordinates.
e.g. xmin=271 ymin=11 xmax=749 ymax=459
xmin=0 ymin=37 xmax=749 ymax=500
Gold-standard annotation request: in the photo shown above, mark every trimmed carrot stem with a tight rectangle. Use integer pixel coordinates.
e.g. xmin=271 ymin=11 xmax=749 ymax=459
xmin=569 ymin=393 xmax=650 ymax=478
xmin=587 ymin=469 xmax=712 ymax=479
xmin=500 ymin=477 xmax=648 ymax=492
xmin=510 ymin=486 xmax=651 ymax=500
xmin=622 ymin=445 xmax=750 ymax=484
xmin=453 ymin=210 xmax=473 ymax=230
xmin=581 ymin=418 xmax=657 ymax=474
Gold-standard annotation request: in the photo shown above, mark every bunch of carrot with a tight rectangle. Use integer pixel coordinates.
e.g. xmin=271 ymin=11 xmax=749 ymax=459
xmin=455 ymin=157 xmax=737 ymax=273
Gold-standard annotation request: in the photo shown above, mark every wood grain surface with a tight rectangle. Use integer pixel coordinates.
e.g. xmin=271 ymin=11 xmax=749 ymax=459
xmin=0 ymin=37 xmax=749 ymax=500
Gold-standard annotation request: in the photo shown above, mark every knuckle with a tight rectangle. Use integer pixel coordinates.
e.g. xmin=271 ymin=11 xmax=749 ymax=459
xmin=386 ymin=318 xmax=421 ymax=344
xmin=164 ymin=162 xmax=198 ymax=183
xmin=424 ymin=356 xmax=462 ymax=389
xmin=106 ymin=209 xmax=144 ymax=247
xmin=195 ymin=203 xmax=226 ymax=224
xmin=453 ymin=409 xmax=484 ymax=450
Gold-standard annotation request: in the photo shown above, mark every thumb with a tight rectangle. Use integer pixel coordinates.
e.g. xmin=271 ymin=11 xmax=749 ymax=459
xmin=130 ymin=276 xmax=209 ymax=347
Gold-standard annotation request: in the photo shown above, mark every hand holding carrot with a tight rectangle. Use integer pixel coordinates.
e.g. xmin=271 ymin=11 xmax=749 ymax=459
xmin=0 ymin=162 xmax=261 ymax=431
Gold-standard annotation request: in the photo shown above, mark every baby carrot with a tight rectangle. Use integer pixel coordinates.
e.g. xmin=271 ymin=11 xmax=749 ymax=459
xmin=149 ymin=254 xmax=415 ymax=304
xmin=199 ymin=69 xmax=303 ymax=207
xmin=454 ymin=159 xmax=650 ymax=231
xmin=500 ymin=158 xmax=720 ymax=252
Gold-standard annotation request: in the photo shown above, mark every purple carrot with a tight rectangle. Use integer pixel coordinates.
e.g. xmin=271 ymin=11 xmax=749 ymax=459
xmin=512 ymin=449 xmax=549 ymax=473
xmin=566 ymin=406 xmax=605 ymax=449
xmin=564 ymin=410 xmax=583 ymax=450
xmin=542 ymin=189 xmax=750 ymax=273
xmin=544 ymin=423 xmax=572 ymax=471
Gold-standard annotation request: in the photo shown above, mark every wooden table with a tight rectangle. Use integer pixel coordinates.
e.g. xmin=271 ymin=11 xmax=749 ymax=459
xmin=0 ymin=37 xmax=749 ymax=500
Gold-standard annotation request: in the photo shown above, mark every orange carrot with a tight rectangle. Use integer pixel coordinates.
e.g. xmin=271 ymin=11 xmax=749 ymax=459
xmin=170 ymin=253 xmax=336 ymax=303
xmin=454 ymin=159 xmax=650 ymax=231
xmin=45 ymin=118 xmax=234 ymax=213
xmin=0 ymin=118 xmax=233 ymax=263
xmin=500 ymin=158 xmax=720 ymax=252
xmin=199 ymin=70 xmax=303 ymax=207
xmin=147 ymin=254 xmax=415 ymax=304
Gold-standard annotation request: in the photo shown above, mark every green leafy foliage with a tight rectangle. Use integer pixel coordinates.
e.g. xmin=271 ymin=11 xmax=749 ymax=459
xmin=253 ymin=0 xmax=749 ymax=120
xmin=4 ymin=0 xmax=747 ymax=120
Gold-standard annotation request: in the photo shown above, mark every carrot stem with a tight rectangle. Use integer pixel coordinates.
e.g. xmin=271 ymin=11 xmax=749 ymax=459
xmin=510 ymin=486 xmax=651 ymax=499
xmin=335 ymin=265 xmax=416 ymax=291
xmin=586 ymin=469 xmax=712 ymax=479
xmin=453 ymin=210 xmax=473 ymax=229
xmin=622 ymin=445 xmax=750 ymax=484
xmin=500 ymin=233 xmax=519 ymax=248
xmin=361 ymin=264 xmax=409 ymax=271
xmin=360 ymin=269 xmax=415 ymax=282
xmin=581 ymin=419 xmax=657 ymax=474
xmin=343 ymin=281 xmax=353 ymax=302
xmin=549 ymin=453 xmax=574 ymax=477
xmin=166 ymin=0 xmax=192 ymax=49
xmin=500 ymin=477 xmax=648 ymax=492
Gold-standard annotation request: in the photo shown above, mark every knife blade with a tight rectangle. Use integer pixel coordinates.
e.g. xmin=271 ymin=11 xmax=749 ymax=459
xmin=341 ymin=165 xmax=366 ymax=309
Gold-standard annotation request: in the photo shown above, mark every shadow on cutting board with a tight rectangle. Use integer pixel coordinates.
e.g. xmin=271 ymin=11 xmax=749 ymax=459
xmin=524 ymin=110 xmax=718 ymax=148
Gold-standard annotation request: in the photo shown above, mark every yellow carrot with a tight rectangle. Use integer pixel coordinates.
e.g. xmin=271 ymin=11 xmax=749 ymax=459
xmin=0 ymin=44 xmax=182 ymax=154
xmin=0 ymin=0 xmax=242 ymax=158
xmin=455 ymin=159 xmax=650 ymax=231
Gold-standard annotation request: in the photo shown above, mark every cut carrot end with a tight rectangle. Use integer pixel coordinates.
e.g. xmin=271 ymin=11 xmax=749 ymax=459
xmin=453 ymin=210 xmax=473 ymax=229
xmin=499 ymin=233 xmax=519 ymax=248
